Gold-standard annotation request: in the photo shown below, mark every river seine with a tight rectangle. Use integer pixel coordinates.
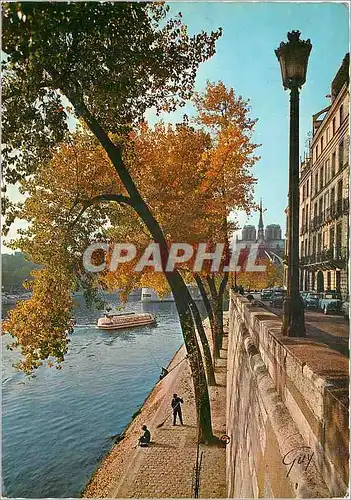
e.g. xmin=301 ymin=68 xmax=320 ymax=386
xmin=2 ymin=295 xmax=204 ymax=498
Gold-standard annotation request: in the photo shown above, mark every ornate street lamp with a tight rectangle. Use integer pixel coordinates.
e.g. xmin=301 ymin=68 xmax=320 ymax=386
xmin=275 ymin=30 xmax=312 ymax=337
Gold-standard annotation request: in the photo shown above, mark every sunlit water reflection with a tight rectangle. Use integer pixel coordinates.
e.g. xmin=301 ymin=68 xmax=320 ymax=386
xmin=2 ymin=295 xmax=205 ymax=498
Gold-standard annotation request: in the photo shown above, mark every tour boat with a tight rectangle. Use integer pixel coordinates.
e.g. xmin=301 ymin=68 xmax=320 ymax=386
xmin=97 ymin=311 xmax=156 ymax=330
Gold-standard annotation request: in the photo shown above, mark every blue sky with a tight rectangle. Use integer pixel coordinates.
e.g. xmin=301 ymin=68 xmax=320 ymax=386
xmin=157 ymin=1 xmax=350 ymax=235
xmin=3 ymin=2 xmax=349 ymax=251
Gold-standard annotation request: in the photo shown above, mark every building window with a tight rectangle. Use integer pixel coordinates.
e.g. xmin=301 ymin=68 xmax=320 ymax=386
xmin=302 ymin=207 xmax=305 ymax=229
xmin=339 ymin=140 xmax=344 ymax=168
xmin=336 ymin=271 xmax=341 ymax=291
xmin=301 ymin=241 xmax=304 ymax=257
xmin=319 ymin=197 xmax=323 ymax=215
xmin=325 ymin=159 xmax=329 ymax=183
xmin=315 ymin=172 xmax=318 ymax=194
xmin=320 ymin=166 xmax=324 ymax=190
xmin=302 ymin=184 xmax=305 ymax=201
xmin=332 ymin=117 xmax=336 ymax=135
xmin=317 ymin=233 xmax=322 ymax=253
xmin=336 ymin=223 xmax=342 ymax=254
xmin=327 ymin=271 xmax=331 ymax=289
xmin=324 ymin=192 xmax=329 ymax=211
xmin=321 ymin=136 xmax=324 ymax=152
xmin=331 ymin=152 xmax=336 ymax=177
xmin=330 ymin=226 xmax=335 ymax=249
xmin=315 ymin=145 xmax=319 ymax=160
xmin=306 ymin=179 xmax=309 ymax=197
xmin=337 ymin=180 xmax=343 ymax=201
xmin=340 ymin=104 xmax=344 ymax=125
xmin=306 ymin=204 xmax=309 ymax=230
xmin=331 ymin=187 xmax=335 ymax=214
xmin=326 ymin=127 xmax=330 ymax=143
xmin=312 ymin=235 xmax=316 ymax=255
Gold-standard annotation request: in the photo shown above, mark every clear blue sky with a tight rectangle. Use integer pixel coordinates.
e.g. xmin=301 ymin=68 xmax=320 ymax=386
xmin=162 ymin=1 xmax=350 ymax=235
xmin=3 ymin=2 xmax=349 ymax=252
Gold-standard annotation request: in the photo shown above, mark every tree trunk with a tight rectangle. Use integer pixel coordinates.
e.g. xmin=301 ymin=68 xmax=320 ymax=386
xmin=188 ymin=297 xmax=216 ymax=386
xmin=194 ymin=273 xmax=214 ymax=332
xmin=206 ymin=272 xmax=228 ymax=357
xmin=63 ymin=94 xmax=214 ymax=442
xmin=206 ymin=276 xmax=221 ymax=358
xmin=216 ymin=271 xmax=229 ymax=350
xmin=167 ymin=273 xmax=214 ymax=442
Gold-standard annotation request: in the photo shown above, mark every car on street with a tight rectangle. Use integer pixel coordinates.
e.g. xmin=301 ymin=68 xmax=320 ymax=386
xmin=269 ymin=290 xmax=286 ymax=307
xmin=300 ymin=291 xmax=309 ymax=303
xmin=342 ymin=297 xmax=349 ymax=319
xmin=304 ymin=292 xmax=320 ymax=310
xmin=261 ymin=288 xmax=273 ymax=301
xmin=319 ymin=290 xmax=342 ymax=315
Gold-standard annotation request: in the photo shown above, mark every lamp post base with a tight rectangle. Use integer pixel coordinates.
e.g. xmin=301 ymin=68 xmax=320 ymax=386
xmin=281 ymin=296 xmax=306 ymax=337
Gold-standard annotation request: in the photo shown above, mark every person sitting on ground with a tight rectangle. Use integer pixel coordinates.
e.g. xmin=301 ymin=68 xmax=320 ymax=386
xmin=159 ymin=367 xmax=169 ymax=380
xmin=138 ymin=425 xmax=151 ymax=447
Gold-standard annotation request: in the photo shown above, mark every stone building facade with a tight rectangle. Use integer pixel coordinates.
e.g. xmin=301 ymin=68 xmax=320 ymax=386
xmin=299 ymin=53 xmax=349 ymax=299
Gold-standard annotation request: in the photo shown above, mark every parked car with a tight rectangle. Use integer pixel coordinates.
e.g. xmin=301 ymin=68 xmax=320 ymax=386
xmin=269 ymin=290 xmax=286 ymax=307
xmin=261 ymin=288 xmax=273 ymax=300
xmin=342 ymin=297 xmax=349 ymax=319
xmin=304 ymin=292 xmax=320 ymax=310
xmin=300 ymin=291 xmax=309 ymax=303
xmin=319 ymin=291 xmax=342 ymax=315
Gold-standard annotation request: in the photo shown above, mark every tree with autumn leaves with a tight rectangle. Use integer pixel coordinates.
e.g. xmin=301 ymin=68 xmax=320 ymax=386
xmin=2 ymin=2 xmax=258 ymax=442
xmin=235 ymin=246 xmax=284 ymax=290
xmin=191 ymin=83 xmax=258 ymax=359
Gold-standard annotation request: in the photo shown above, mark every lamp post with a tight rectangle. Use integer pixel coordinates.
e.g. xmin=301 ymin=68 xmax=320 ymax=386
xmin=275 ymin=30 xmax=312 ymax=337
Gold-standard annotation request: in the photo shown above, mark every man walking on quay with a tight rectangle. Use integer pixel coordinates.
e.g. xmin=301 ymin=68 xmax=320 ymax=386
xmin=171 ymin=393 xmax=184 ymax=426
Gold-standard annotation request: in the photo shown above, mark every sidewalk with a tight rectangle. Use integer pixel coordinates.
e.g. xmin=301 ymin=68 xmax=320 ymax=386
xmin=84 ymin=318 xmax=227 ymax=498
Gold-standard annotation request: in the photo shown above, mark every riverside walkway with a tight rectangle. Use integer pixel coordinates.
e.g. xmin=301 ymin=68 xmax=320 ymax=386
xmin=84 ymin=317 xmax=228 ymax=498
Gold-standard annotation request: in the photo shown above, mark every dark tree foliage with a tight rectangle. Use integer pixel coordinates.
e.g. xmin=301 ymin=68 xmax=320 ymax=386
xmin=2 ymin=1 xmax=221 ymax=186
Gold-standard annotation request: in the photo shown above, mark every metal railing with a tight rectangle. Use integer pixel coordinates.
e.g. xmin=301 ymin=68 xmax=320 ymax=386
xmin=300 ymin=246 xmax=348 ymax=265
xmin=308 ymin=197 xmax=349 ymax=231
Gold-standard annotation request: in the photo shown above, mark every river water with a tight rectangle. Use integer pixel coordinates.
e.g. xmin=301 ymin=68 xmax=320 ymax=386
xmin=2 ymin=295 xmax=204 ymax=498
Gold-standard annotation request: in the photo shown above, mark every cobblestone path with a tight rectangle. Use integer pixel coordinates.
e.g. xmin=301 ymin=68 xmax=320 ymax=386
xmin=84 ymin=315 xmax=228 ymax=498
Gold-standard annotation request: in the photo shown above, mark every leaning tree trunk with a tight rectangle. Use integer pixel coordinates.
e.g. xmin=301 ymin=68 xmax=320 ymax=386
xmin=167 ymin=272 xmax=214 ymax=442
xmin=130 ymin=197 xmax=215 ymax=441
xmin=188 ymin=297 xmax=216 ymax=386
xmin=66 ymin=96 xmax=215 ymax=442
xmin=194 ymin=273 xmax=215 ymax=338
xmin=206 ymin=272 xmax=228 ymax=358
xmin=216 ymin=271 xmax=229 ymax=350
xmin=206 ymin=276 xmax=221 ymax=358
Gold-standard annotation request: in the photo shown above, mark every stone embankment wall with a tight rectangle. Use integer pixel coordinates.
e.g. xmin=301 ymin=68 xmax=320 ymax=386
xmin=226 ymin=294 xmax=349 ymax=498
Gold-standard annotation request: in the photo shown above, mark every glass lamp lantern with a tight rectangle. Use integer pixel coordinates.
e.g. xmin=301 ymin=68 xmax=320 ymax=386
xmin=275 ymin=30 xmax=312 ymax=89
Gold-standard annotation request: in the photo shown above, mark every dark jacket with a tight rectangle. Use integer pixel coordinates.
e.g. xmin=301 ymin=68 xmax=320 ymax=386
xmin=141 ymin=429 xmax=151 ymax=443
xmin=171 ymin=397 xmax=183 ymax=410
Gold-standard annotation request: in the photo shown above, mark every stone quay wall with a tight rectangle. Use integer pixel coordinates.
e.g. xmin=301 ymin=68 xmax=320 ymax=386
xmin=226 ymin=294 xmax=349 ymax=498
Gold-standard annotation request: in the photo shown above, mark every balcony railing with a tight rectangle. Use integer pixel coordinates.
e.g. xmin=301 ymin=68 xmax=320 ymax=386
xmin=300 ymin=246 xmax=348 ymax=266
xmin=309 ymin=198 xmax=349 ymax=231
